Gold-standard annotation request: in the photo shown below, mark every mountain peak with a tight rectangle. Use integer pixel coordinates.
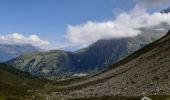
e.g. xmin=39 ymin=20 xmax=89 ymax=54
xmin=161 ymin=7 xmax=170 ymax=13
xmin=167 ymin=29 xmax=170 ymax=35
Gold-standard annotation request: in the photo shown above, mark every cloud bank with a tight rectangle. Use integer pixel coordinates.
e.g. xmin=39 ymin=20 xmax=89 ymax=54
xmin=64 ymin=11 xmax=170 ymax=46
xmin=0 ymin=33 xmax=49 ymax=48
xmin=62 ymin=0 xmax=170 ymax=48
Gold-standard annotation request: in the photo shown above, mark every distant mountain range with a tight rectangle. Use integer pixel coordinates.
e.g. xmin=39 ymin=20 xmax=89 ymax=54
xmin=7 ymin=25 xmax=169 ymax=79
xmin=0 ymin=44 xmax=42 ymax=62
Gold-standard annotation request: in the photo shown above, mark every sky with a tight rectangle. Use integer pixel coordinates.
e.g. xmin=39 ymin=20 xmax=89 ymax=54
xmin=0 ymin=0 xmax=170 ymax=50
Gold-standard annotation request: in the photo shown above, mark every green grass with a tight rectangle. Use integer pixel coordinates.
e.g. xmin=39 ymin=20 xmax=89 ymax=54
xmin=0 ymin=63 xmax=49 ymax=99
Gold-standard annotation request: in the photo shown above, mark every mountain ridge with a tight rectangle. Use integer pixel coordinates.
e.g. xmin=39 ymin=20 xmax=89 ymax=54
xmin=7 ymin=27 xmax=168 ymax=79
xmin=50 ymin=29 xmax=170 ymax=99
xmin=161 ymin=7 xmax=170 ymax=13
xmin=0 ymin=44 xmax=42 ymax=62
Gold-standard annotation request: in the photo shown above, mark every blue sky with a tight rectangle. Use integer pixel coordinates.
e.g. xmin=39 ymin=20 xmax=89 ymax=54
xmin=0 ymin=0 xmax=170 ymax=50
xmin=0 ymin=0 xmax=134 ymax=44
xmin=0 ymin=0 xmax=133 ymax=35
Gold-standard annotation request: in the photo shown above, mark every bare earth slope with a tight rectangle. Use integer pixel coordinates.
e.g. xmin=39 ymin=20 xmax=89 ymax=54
xmin=54 ymin=30 xmax=170 ymax=99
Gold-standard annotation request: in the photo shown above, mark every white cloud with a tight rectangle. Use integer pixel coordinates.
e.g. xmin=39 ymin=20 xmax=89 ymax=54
xmin=64 ymin=10 xmax=170 ymax=46
xmin=64 ymin=21 xmax=140 ymax=45
xmin=62 ymin=0 xmax=170 ymax=49
xmin=0 ymin=33 xmax=49 ymax=48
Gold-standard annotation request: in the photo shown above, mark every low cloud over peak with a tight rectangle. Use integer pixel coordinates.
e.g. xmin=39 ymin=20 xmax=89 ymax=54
xmin=64 ymin=21 xmax=141 ymax=45
xmin=64 ymin=10 xmax=170 ymax=46
xmin=0 ymin=33 xmax=49 ymax=48
xmin=61 ymin=0 xmax=170 ymax=49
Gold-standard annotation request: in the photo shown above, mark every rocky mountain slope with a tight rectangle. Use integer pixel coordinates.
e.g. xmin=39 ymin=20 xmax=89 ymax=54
xmin=54 ymin=29 xmax=170 ymax=99
xmin=0 ymin=44 xmax=41 ymax=62
xmin=8 ymin=50 xmax=75 ymax=78
xmin=72 ymin=27 xmax=168 ymax=72
xmin=7 ymin=26 xmax=168 ymax=79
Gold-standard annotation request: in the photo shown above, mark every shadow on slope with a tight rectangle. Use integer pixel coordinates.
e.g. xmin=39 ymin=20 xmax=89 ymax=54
xmin=0 ymin=63 xmax=49 ymax=99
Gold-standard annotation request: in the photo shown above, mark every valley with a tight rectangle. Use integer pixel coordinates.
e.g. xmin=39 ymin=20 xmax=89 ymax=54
xmin=1 ymin=29 xmax=170 ymax=100
xmin=0 ymin=2 xmax=170 ymax=100
xmin=35 ymin=30 xmax=170 ymax=100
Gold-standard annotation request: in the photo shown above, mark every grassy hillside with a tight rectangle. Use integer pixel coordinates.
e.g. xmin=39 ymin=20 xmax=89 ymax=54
xmin=0 ymin=63 xmax=48 ymax=99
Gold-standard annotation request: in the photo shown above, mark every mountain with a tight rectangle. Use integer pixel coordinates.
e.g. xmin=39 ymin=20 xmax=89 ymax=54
xmin=2 ymin=29 xmax=170 ymax=100
xmin=161 ymin=7 xmax=170 ymax=13
xmin=8 ymin=50 xmax=76 ymax=79
xmin=51 ymin=29 xmax=170 ymax=99
xmin=7 ymin=26 xmax=168 ymax=79
xmin=0 ymin=63 xmax=48 ymax=99
xmin=72 ymin=27 xmax=167 ymax=72
xmin=0 ymin=44 xmax=42 ymax=62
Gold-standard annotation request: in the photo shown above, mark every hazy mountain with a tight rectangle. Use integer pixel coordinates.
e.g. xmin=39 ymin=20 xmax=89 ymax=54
xmin=161 ymin=7 xmax=170 ymax=13
xmin=0 ymin=44 xmax=42 ymax=62
xmin=7 ymin=26 xmax=168 ymax=79
xmin=55 ymin=29 xmax=170 ymax=99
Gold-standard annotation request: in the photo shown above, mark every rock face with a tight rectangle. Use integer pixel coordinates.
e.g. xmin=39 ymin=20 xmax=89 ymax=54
xmin=7 ymin=27 xmax=168 ymax=79
xmin=161 ymin=7 xmax=170 ymax=13
xmin=62 ymin=29 xmax=170 ymax=98
xmin=0 ymin=44 xmax=41 ymax=62
xmin=72 ymin=27 xmax=167 ymax=72
xmin=7 ymin=50 xmax=75 ymax=78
